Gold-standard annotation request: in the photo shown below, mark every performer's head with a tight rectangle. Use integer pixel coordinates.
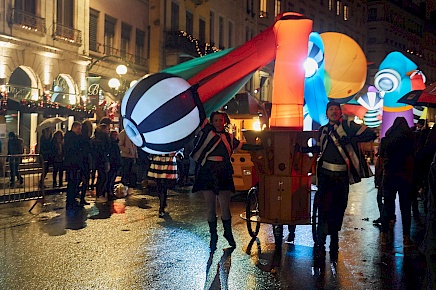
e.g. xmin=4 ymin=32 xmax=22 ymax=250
xmin=326 ymin=101 xmax=342 ymax=124
xmin=210 ymin=111 xmax=230 ymax=132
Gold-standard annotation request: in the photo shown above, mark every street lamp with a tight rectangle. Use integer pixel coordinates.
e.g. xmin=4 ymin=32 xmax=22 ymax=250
xmin=108 ymin=64 xmax=128 ymax=99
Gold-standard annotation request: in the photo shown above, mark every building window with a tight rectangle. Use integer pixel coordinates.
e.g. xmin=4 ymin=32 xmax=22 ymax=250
xmin=121 ymin=22 xmax=131 ymax=58
xmin=210 ymin=11 xmax=215 ymax=45
xmin=245 ymin=26 xmax=250 ymax=42
xmin=328 ymin=0 xmax=333 ymax=11
xmin=89 ymin=9 xmax=99 ymax=52
xmin=219 ymin=16 xmax=224 ymax=49
xmin=171 ymin=1 xmax=179 ymax=31
xmin=275 ymin=0 xmax=282 ymax=17
xmin=57 ymin=0 xmax=73 ymax=28
xmin=199 ymin=18 xmax=206 ymax=43
xmin=247 ymin=0 xmax=255 ymax=17
xmin=260 ymin=0 xmax=268 ymax=18
xmin=104 ymin=15 xmax=116 ymax=54
xmin=228 ymin=21 xmax=233 ymax=48
xmin=368 ymin=8 xmax=377 ymax=22
xmin=15 ymin=0 xmax=36 ymax=14
xmin=186 ymin=11 xmax=193 ymax=35
xmin=336 ymin=1 xmax=341 ymax=16
xmin=135 ymin=29 xmax=145 ymax=65
xmin=343 ymin=5 xmax=348 ymax=20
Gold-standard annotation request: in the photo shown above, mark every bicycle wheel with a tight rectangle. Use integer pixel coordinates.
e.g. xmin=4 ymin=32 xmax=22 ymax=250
xmin=246 ymin=187 xmax=260 ymax=238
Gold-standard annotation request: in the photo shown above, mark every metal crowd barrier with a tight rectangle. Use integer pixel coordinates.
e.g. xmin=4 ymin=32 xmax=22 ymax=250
xmin=0 ymin=154 xmax=45 ymax=211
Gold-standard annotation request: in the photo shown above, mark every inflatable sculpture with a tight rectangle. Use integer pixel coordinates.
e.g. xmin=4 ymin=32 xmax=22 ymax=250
xmin=121 ymin=12 xmax=367 ymax=154
xmin=303 ymin=32 xmax=367 ymax=130
xmin=374 ymin=52 xmax=426 ymax=137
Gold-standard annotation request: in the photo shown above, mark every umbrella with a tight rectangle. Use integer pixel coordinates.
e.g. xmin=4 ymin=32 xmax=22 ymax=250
xmin=397 ymin=82 xmax=436 ymax=107
xmin=36 ymin=117 xmax=67 ymax=132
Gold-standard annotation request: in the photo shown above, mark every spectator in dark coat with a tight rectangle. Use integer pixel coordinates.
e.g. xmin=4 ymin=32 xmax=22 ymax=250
xmin=39 ymin=128 xmax=53 ymax=188
xmin=107 ymin=130 xmax=122 ymax=200
xmin=51 ymin=130 xmax=64 ymax=188
xmin=420 ymin=127 xmax=436 ymax=214
xmin=119 ymin=129 xmax=138 ymax=187
xmin=92 ymin=124 xmax=111 ymax=200
xmin=7 ymin=132 xmax=24 ymax=187
xmin=420 ymin=151 xmax=436 ymax=289
xmin=176 ymin=139 xmax=194 ymax=187
xmin=379 ymin=117 xmax=415 ymax=247
xmin=410 ymin=120 xmax=429 ymax=223
xmin=137 ymin=147 xmax=150 ymax=186
xmin=64 ymin=122 xmax=84 ymax=209
xmin=80 ymin=120 xmax=94 ymax=205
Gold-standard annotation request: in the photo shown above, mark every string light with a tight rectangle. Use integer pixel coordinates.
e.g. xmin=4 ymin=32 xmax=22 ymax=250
xmin=177 ymin=31 xmax=220 ymax=57
xmin=18 ymin=99 xmax=96 ymax=115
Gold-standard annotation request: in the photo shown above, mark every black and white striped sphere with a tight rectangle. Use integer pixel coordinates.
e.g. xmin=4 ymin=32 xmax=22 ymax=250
xmin=121 ymin=73 xmax=200 ymax=154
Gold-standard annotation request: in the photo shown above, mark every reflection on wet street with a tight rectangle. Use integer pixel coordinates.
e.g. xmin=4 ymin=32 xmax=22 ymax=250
xmin=0 ymin=176 xmax=427 ymax=289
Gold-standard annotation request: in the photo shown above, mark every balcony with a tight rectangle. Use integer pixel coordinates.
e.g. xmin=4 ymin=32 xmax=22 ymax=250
xmin=134 ymin=55 xmax=147 ymax=66
xmin=53 ymin=23 xmax=82 ymax=45
xmin=165 ymin=31 xmax=218 ymax=57
xmin=9 ymin=9 xmax=46 ymax=35
xmin=91 ymin=45 xmax=148 ymax=69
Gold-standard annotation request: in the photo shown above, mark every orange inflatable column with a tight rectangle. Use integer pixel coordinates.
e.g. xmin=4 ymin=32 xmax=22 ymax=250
xmin=270 ymin=13 xmax=313 ymax=130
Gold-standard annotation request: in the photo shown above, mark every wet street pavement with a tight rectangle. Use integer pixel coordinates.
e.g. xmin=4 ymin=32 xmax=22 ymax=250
xmin=0 ymin=176 xmax=427 ymax=289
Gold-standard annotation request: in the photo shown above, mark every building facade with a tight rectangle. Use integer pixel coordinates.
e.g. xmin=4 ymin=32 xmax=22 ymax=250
xmin=0 ymin=0 xmax=149 ymax=151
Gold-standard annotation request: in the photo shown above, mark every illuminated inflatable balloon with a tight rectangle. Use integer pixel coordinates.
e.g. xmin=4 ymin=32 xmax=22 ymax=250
xmin=410 ymin=70 xmax=427 ymax=123
xmin=121 ymin=73 xmax=201 ymax=154
xmin=321 ymin=32 xmax=367 ymax=100
xmin=303 ymin=32 xmax=328 ymax=129
xmin=303 ymin=32 xmax=367 ymax=130
xmin=269 ymin=13 xmax=312 ymax=129
xmin=374 ymin=52 xmax=425 ymax=137
xmin=357 ymin=86 xmax=384 ymax=128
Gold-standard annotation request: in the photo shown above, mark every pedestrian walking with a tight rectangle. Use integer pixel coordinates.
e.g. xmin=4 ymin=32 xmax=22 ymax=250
xmin=7 ymin=132 xmax=24 ymax=187
xmin=191 ymin=111 xmax=262 ymax=252
xmin=63 ymin=121 xmax=84 ymax=209
xmin=148 ymin=153 xmax=178 ymax=217
xmin=379 ymin=117 xmax=415 ymax=247
xmin=51 ymin=130 xmax=64 ymax=188
xmin=315 ymin=101 xmax=376 ymax=263
xmin=119 ymin=129 xmax=138 ymax=187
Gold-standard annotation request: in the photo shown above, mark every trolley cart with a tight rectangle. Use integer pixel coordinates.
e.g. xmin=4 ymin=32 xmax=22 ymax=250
xmin=240 ymin=130 xmax=319 ymax=246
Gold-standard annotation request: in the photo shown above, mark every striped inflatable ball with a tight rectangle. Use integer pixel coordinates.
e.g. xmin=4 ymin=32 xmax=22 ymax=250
xmin=363 ymin=109 xmax=382 ymax=128
xmin=121 ymin=73 xmax=200 ymax=154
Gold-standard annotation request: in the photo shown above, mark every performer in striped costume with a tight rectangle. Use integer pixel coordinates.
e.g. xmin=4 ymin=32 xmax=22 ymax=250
xmin=148 ymin=153 xmax=178 ymax=217
xmin=315 ymin=101 xmax=376 ymax=264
